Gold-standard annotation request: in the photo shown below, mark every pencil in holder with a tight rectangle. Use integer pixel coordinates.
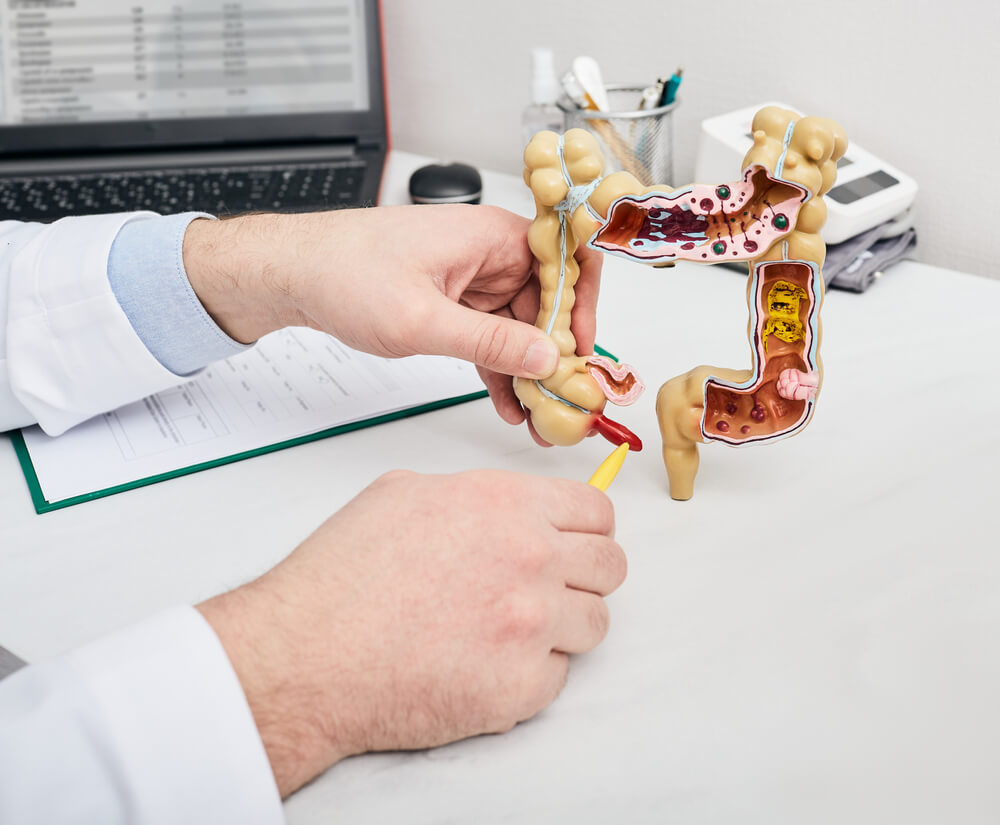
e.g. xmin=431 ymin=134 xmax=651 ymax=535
xmin=559 ymin=84 xmax=678 ymax=187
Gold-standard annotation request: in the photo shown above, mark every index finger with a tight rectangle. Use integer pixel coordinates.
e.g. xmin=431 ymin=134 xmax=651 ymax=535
xmin=538 ymin=477 xmax=615 ymax=536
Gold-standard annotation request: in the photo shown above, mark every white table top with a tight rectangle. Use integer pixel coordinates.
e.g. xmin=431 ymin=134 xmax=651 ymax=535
xmin=2 ymin=151 xmax=999 ymax=824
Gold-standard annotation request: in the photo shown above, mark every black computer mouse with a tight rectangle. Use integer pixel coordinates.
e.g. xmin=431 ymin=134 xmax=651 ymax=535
xmin=408 ymin=162 xmax=482 ymax=204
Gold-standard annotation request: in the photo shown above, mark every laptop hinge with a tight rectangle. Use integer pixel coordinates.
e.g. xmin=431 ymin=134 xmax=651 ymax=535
xmin=356 ymin=137 xmax=385 ymax=152
xmin=0 ymin=143 xmax=360 ymax=177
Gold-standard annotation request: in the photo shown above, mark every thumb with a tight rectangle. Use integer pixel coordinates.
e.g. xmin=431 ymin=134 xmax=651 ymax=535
xmin=425 ymin=300 xmax=559 ymax=378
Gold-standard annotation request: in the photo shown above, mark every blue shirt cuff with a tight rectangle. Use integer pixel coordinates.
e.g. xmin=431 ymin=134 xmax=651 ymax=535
xmin=107 ymin=212 xmax=252 ymax=376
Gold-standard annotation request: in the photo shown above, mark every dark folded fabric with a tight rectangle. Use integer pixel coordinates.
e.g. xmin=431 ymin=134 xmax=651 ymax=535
xmin=0 ymin=644 xmax=27 ymax=681
xmin=824 ymin=221 xmax=918 ymax=293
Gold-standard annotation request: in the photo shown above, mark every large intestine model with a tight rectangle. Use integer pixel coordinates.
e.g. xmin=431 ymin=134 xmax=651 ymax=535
xmin=516 ymin=105 xmax=847 ymax=500
xmin=513 ymin=129 xmax=648 ymax=452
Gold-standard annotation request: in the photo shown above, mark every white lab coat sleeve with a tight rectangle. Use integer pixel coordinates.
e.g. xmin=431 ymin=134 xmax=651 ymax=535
xmin=0 ymin=213 xmax=193 ymax=435
xmin=0 ymin=605 xmax=284 ymax=825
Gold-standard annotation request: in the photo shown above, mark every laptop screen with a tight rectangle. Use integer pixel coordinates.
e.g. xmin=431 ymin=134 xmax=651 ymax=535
xmin=0 ymin=0 xmax=386 ymax=157
xmin=0 ymin=1 xmax=370 ymax=125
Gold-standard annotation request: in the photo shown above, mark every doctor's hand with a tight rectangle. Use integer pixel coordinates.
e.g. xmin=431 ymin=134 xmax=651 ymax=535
xmin=197 ymin=469 xmax=625 ymax=798
xmin=181 ymin=205 xmax=602 ymax=438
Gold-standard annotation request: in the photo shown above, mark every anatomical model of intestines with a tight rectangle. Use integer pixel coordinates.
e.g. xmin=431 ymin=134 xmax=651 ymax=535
xmin=519 ymin=106 xmax=847 ymax=499
xmin=514 ymin=129 xmax=646 ymax=451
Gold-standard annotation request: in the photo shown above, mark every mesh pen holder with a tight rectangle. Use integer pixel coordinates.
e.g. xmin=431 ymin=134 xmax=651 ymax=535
xmin=559 ymin=84 xmax=678 ymax=187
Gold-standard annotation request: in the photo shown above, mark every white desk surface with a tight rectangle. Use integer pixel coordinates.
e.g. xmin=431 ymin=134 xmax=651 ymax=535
xmin=2 ymin=151 xmax=999 ymax=824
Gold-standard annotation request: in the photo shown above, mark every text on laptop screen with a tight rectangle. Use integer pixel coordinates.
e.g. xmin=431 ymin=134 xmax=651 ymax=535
xmin=0 ymin=0 xmax=370 ymax=125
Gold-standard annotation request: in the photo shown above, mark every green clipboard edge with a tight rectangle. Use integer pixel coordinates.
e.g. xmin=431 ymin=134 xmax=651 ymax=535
xmin=9 ymin=345 xmax=617 ymax=514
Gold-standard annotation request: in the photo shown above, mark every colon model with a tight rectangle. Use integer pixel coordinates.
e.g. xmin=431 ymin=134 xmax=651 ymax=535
xmin=587 ymin=106 xmax=846 ymax=500
xmin=513 ymin=130 xmax=647 ymax=451
xmin=515 ymin=107 xmax=847 ymax=500
xmin=515 ymin=107 xmax=846 ymax=500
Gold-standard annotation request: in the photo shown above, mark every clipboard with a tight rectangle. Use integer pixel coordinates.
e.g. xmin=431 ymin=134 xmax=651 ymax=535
xmin=9 ymin=389 xmax=486 ymax=514
xmin=9 ymin=329 xmax=616 ymax=514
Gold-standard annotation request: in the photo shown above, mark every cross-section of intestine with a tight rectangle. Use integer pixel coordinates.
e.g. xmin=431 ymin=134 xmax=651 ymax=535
xmin=591 ymin=167 xmax=808 ymax=265
xmin=701 ymin=261 xmax=820 ymax=445
xmin=586 ymin=355 xmax=645 ymax=406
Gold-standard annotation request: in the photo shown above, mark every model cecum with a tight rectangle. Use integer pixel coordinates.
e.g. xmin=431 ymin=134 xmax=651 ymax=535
xmin=519 ymin=105 xmax=847 ymax=500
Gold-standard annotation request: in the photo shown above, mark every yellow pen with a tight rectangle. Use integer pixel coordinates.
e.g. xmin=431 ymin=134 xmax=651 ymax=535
xmin=587 ymin=443 xmax=630 ymax=492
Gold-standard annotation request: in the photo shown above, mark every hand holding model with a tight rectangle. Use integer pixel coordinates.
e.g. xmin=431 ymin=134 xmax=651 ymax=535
xmin=183 ymin=204 xmax=603 ymax=444
xmin=198 ymin=469 xmax=624 ymax=796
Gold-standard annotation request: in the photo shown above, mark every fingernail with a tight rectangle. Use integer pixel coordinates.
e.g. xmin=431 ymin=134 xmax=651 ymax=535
xmin=522 ymin=339 xmax=558 ymax=377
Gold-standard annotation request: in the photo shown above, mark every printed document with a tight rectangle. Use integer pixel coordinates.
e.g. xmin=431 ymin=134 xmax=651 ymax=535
xmin=19 ymin=328 xmax=484 ymax=503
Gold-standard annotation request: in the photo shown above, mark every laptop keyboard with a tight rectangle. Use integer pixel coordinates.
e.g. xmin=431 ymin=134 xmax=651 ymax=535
xmin=0 ymin=160 xmax=368 ymax=221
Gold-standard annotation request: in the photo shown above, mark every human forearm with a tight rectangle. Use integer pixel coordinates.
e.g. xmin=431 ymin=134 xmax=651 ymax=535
xmin=182 ymin=213 xmax=309 ymax=345
xmin=196 ymin=469 xmax=625 ymax=798
xmin=196 ymin=579 xmax=351 ymax=798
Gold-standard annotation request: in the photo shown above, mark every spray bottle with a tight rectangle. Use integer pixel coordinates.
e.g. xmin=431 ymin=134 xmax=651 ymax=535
xmin=521 ymin=47 xmax=563 ymax=147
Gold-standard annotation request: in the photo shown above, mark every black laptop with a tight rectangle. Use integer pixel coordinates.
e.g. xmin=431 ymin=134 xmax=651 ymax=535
xmin=0 ymin=0 xmax=387 ymax=220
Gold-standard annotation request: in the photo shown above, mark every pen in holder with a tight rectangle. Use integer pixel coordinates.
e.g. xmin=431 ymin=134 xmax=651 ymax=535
xmin=559 ymin=84 xmax=679 ymax=186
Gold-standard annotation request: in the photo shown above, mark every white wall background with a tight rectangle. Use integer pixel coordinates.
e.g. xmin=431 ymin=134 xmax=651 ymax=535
xmin=381 ymin=0 xmax=999 ymax=280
